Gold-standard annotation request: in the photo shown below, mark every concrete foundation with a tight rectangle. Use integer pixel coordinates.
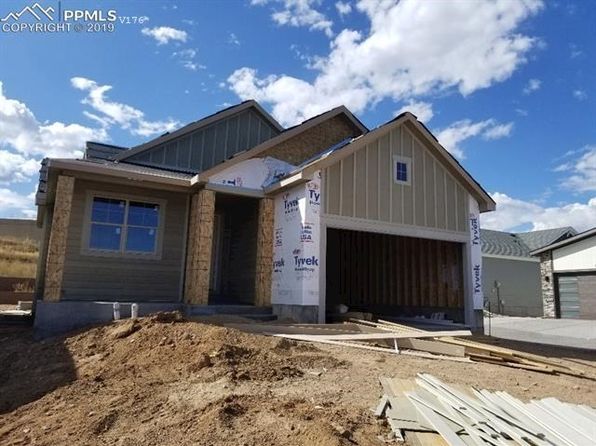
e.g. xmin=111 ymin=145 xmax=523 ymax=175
xmin=34 ymin=300 xmax=183 ymax=338
xmin=272 ymin=304 xmax=319 ymax=323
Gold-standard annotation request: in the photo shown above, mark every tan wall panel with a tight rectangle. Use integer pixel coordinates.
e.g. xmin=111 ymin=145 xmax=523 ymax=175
xmin=413 ymin=139 xmax=425 ymax=226
xmin=324 ymin=123 xmax=468 ymax=235
xmin=354 ymin=146 xmax=368 ymax=218
xmin=341 ymin=155 xmax=355 ymax=217
xmin=401 ymin=128 xmax=414 ymax=225
xmin=424 ymin=152 xmax=436 ymax=228
xmin=326 ymin=163 xmax=341 ymax=215
xmin=445 ymin=175 xmax=457 ymax=231
xmin=379 ymin=134 xmax=391 ymax=222
xmin=456 ymin=185 xmax=468 ymax=232
xmin=62 ymin=179 xmax=187 ymax=302
xmin=366 ymin=142 xmax=379 ymax=220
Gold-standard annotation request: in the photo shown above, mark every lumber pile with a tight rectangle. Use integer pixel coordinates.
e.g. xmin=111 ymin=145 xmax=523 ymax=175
xmin=377 ymin=373 xmax=596 ymax=445
xmin=350 ymin=319 xmax=591 ymax=379
xmin=225 ymin=319 xmax=592 ymax=378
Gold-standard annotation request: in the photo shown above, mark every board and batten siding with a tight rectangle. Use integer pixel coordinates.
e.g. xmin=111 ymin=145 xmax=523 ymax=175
xmin=323 ymin=123 xmax=469 ymax=234
xmin=61 ymin=179 xmax=188 ymax=302
xmin=127 ymin=108 xmax=280 ymax=173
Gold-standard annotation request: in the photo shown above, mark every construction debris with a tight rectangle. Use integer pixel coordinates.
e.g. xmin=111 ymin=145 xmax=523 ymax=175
xmin=227 ymin=319 xmax=594 ymax=379
xmin=377 ymin=373 xmax=596 ymax=445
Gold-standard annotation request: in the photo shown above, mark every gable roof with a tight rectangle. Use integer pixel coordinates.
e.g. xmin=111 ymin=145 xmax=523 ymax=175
xmin=481 ymin=229 xmax=533 ymax=257
xmin=84 ymin=141 xmax=129 ymax=161
xmin=195 ymin=105 xmax=368 ymax=181
xmin=265 ymin=112 xmax=496 ymax=212
xmin=114 ymin=100 xmax=283 ymax=162
xmin=480 ymin=226 xmax=578 ymax=259
xmin=531 ymin=226 xmax=596 ymax=255
xmin=516 ymin=227 xmax=577 ymax=252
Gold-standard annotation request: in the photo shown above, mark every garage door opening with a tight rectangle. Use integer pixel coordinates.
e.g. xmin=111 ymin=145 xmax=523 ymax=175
xmin=326 ymin=228 xmax=465 ymax=321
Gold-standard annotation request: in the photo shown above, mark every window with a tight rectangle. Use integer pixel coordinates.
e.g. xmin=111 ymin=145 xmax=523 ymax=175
xmin=87 ymin=195 xmax=162 ymax=256
xmin=393 ymin=155 xmax=411 ymax=185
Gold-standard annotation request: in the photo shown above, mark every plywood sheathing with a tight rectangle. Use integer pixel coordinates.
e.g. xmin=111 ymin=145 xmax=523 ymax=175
xmin=43 ymin=175 xmax=75 ymax=302
xmin=257 ymin=115 xmax=359 ymax=166
xmin=184 ymin=189 xmax=215 ymax=304
xmin=254 ymin=198 xmax=274 ymax=307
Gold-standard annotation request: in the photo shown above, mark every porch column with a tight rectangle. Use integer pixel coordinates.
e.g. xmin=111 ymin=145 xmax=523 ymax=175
xmin=43 ymin=175 xmax=75 ymax=302
xmin=184 ymin=189 xmax=215 ymax=305
xmin=254 ymin=197 xmax=274 ymax=307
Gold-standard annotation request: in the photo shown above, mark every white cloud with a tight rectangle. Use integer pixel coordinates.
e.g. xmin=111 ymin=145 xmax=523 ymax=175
xmin=232 ymin=0 xmax=543 ymax=126
xmin=141 ymin=26 xmax=188 ymax=45
xmin=523 ymin=78 xmax=541 ymax=94
xmin=0 ymin=150 xmax=39 ymax=184
xmin=396 ymin=100 xmax=433 ymax=123
xmin=336 ymin=1 xmax=352 ymax=16
xmin=252 ymin=0 xmax=334 ymax=37
xmin=228 ymin=32 xmax=241 ymax=46
xmin=172 ymin=48 xmax=204 ymax=71
xmin=435 ymin=119 xmax=513 ymax=159
xmin=0 ymin=81 xmax=105 ymax=159
xmin=515 ymin=108 xmax=528 ymax=116
xmin=0 ymin=188 xmax=35 ymax=218
xmin=483 ymin=122 xmax=514 ymax=140
xmin=71 ymin=77 xmax=180 ymax=137
xmin=557 ymin=145 xmax=596 ymax=193
xmin=573 ymin=89 xmax=587 ymax=101
xmin=482 ymin=192 xmax=596 ymax=232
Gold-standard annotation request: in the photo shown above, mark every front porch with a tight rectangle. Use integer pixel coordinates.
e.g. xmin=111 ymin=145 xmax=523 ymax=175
xmin=183 ymin=188 xmax=274 ymax=308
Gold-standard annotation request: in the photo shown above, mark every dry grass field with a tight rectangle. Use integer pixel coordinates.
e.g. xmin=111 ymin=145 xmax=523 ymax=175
xmin=0 ymin=236 xmax=39 ymax=279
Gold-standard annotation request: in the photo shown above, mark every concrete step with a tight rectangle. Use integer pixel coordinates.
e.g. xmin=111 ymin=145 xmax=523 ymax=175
xmin=187 ymin=305 xmax=273 ymax=316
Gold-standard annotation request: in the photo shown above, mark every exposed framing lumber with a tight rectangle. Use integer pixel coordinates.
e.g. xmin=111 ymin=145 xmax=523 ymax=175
xmin=274 ymin=330 xmax=471 ymax=341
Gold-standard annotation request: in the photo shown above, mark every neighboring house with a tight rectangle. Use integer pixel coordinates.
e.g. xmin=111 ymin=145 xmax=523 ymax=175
xmin=481 ymin=227 xmax=576 ymax=317
xmin=532 ymin=227 xmax=596 ymax=319
xmin=33 ymin=100 xmax=495 ymax=334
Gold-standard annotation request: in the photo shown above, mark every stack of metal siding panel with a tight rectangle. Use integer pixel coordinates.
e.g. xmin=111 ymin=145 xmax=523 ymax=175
xmin=376 ymin=373 xmax=596 ymax=445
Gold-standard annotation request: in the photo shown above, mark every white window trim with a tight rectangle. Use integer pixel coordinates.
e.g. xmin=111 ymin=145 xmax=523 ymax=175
xmin=81 ymin=190 xmax=167 ymax=260
xmin=393 ymin=155 xmax=412 ymax=186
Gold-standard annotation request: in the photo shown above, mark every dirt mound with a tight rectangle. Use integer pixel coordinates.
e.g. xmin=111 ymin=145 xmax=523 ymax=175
xmin=0 ymin=315 xmax=380 ymax=446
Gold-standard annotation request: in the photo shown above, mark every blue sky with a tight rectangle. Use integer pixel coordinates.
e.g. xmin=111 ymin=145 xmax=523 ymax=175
xmin=0 ymin=0 xmax=595 ymax=231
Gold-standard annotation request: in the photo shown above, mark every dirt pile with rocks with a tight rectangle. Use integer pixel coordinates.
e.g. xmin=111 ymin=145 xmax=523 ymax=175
xmin=0 ymin=314 xmax=384 ymax=446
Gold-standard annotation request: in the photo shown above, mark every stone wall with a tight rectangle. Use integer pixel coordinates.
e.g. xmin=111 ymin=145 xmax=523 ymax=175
xmin=539 ymin=251 xmax=555 ymax=317
xmin=184 ymin=189 xmax=215 ymax=305
xmin=43 ymin=175 xmax=75 ymax=302
xmin=257 ymin=115 xmax=361 ymax=166
xmin=254 ymin=198 xmax=274 ymax=307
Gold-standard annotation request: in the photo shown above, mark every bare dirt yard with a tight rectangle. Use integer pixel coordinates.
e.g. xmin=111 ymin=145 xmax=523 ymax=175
xmin=0 ymin=314 xmax=595 ymax=446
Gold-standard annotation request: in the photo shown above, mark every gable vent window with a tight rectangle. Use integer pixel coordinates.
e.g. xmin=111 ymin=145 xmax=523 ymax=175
xmin=85 ymin=194 xmax=165 ymax=258
xmin=393 ymin=155 xmax=411 ymax=185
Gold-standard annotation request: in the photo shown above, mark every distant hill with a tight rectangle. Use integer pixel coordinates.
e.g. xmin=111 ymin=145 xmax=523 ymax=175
xmin=0 ymin=236 xmax=39 ymax=278
xmin=0 ymin=219 xmax=41 ymax=242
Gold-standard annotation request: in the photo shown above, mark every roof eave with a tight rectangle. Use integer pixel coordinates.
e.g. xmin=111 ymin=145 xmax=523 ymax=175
xmin=47 ymin=159 xmax=192 ymax=188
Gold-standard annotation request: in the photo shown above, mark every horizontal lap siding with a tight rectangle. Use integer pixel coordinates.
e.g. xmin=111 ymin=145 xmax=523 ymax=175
xmin=323 ymin=123 xmax=469 ymax=234
xmin=62 ymin=179 xmax=187 ymax=302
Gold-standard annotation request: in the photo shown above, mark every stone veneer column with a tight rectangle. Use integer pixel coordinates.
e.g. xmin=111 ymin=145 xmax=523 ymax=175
xmin=43 ymin=175 xmax=75 ymax=301
xmin=184 ymin=189 xmax=215 ymax=305
xmin=540 ymin=251 xmax=556 ymax=317
xmin=254 ymin=198 xmax=274 ymax=307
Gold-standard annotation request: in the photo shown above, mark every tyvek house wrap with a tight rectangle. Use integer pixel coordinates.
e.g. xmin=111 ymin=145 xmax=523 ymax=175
xmin=469 ymin=195 xmax=484 ymax=309
xmin=271 ymin=172 xmax=322 ymax=306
